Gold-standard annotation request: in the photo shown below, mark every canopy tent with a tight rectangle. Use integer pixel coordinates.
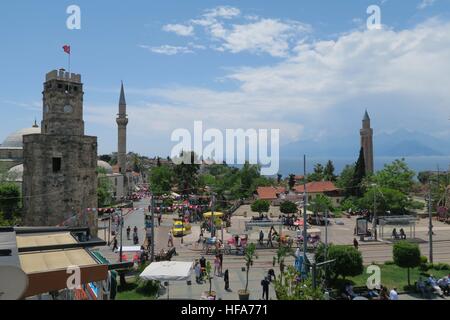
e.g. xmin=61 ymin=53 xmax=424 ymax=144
xmin=203 ymin=211 xmax=224 ymax=218
xmin=140 ymin=261 xmax=193 ymax=300
xmin=120 ymin=246 xmax=142 ymax=252
xmin=140 ymin=261 xmax=193 ymax=282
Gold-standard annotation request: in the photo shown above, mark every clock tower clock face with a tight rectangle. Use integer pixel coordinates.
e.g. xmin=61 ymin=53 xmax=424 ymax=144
xmin=64 ymin=105 xmax=73 ymax=113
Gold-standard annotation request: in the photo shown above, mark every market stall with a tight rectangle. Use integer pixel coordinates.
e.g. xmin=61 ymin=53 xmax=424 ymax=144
xmin=139 ymin=261 xmax=193 ymax=299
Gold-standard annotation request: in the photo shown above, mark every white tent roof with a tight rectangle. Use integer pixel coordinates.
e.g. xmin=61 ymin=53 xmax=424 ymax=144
xmin=140 ymin=261 xmax=193 ymax=281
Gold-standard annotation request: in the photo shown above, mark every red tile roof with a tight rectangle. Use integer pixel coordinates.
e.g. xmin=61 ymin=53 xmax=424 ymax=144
xmin=257 ymin=186 xmax=286 ymax=200
xmin=294 ymin=181 xmax=338 ymax=193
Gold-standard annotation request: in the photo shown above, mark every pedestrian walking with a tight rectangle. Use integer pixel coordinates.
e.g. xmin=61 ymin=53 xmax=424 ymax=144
xmin=126 ymin=226 xmax=131 ymax=240
xmin=112 ymin=237 xmax=118 ymax=252
xmin=218 ymin=252 xmax=223 ymax=276
xmin=267 ymin=231 xmax=273 ymax=248
xmin=224 ymin=269 xmax=230 ymax=291
xmin=194 ymin=260 xmax=201 ymax=284
xmin=158 ymin=213 xmax=162 ymax=227
xmin=168 ymin=230 xmax=174 ymax=247
xmin=133 ymin=231 xmax=139 ymax=245
xmin=214 ymin=255 xmax=220 ymax=276
xmin=259 ymin=230 xmax=264 ymax=246
xmin=353 ymin=238 xmax=359 ymax=250
xmin=261 ymin=277 xmax=270 ymax=300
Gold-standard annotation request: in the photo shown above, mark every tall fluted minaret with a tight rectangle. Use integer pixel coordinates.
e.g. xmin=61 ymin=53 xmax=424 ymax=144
xmin=360 ymin=110 xmax=374 ymax=174
xmin=117 ymin=82 xmax=128 ymax=187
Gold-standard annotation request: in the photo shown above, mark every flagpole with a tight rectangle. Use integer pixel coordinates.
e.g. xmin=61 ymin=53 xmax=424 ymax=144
xmin=68 ymin=51 xmax=71 ymax=74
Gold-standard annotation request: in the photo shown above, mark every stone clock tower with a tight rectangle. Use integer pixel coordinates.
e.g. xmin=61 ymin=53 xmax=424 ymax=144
xmin=23 ymin=69 xmax=98 ymax=235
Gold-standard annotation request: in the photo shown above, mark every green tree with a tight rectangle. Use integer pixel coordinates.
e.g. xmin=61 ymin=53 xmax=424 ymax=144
xmin=309 ymin=194 xmax=333 ymax=213
xmin=277 ymin=174 xmax=282 ymax=184
xmin=239 ymin=162 xmax=261 ymax=198
xmin=173 ymin=151 xmax=200 ymax=196
xmin=308 ymin=164 xmax=324 ymax=182
xmin=336 ymin=164 xmax=355 ymax=197
xmin=316 ymin=244 xmax=363 ymax=281
xmin=288 ymin=174 xmax=296 ymax=190
xmin=0 ymin=182 xmax=20 ymax=221
xmin=374 ymin=159 xmax=415 ymax=194
xmin=350 ymin=148 xmax=366 ymax=197
xmin=359 ymin=186 xmax=409 ymax=215
xmin=393 ymin=241 xmax=421 ymax=286
xmin=242 ymin=243 xmax=258 ymax=294
xmin=274 ymin=266 xmax=324 ymax=300
xmin=97 ymin=167 xmax=113 ymax=207
xmin=417 ymin=171 xmax=431 ymax=185
xmin=280 ymin=201 xmax=298 ymax=215
xmin=99 ymin=154 xmax=112 ymax=163
xmin=149 ymin=165 xmax=174 ymax=196
xmin=275 ymin=246 xmax=294 ymax=283
xmin=323 ymin=160 xmax=336 ymax=182
xmin=251 ymin=199 xmax=270 ymax=217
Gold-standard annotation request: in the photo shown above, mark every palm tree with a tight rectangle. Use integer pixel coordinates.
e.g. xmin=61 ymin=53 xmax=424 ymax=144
xmin=240 ymin=243 xmax=258 ymax=298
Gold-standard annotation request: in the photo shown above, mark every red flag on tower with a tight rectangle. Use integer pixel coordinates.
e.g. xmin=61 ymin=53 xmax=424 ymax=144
xmin=63 ymin=45 xmax=71 ymax=54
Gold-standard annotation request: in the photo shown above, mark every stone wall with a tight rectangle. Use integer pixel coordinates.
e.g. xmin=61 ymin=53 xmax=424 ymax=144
xmin=22 ymin=134 xmax=98 ymax=236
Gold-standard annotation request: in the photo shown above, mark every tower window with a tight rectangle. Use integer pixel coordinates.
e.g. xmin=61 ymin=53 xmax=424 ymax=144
xmin=52 ymin=157 xmax=62 ymax=173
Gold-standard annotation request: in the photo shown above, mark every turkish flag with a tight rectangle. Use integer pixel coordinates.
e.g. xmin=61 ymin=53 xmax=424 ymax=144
xmin=63 ymin=45 xmax=71 ymax=54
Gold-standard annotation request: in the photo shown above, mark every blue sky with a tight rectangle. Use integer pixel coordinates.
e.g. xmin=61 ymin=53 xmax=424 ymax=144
xmin=1 ymin=0 xmax=450 ymax=157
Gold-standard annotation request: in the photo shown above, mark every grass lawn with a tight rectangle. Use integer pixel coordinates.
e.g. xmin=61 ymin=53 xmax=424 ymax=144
xmin=116 ymin=278 xmax=159 ymax=300
xmin=346 ymin=264 xmax=449 ymax=292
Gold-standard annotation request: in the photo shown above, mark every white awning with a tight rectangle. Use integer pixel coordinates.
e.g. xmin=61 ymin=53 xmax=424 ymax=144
xmin=120 ymin=246 xmax=142 ymax=252
xmin=140 ymin=261 xmax=193 ymax=281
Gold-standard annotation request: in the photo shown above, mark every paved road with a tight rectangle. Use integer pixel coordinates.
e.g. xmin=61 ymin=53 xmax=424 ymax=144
xmin=96 ymin=198 xmax=450 ymax=300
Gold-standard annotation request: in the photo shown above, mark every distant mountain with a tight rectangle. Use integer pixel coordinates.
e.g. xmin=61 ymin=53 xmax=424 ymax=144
xmin=280 ymin=129 xmax=450 ymax=158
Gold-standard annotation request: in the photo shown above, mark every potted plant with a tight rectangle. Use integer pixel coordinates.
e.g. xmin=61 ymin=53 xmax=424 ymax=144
xmin=204 ymin=261 xmax=216 ymax=300
xmin=238 ymin=243 xmax=258 ymax=300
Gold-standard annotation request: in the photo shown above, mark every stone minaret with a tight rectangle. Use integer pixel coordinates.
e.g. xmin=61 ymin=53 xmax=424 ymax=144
xmin=116 ymin=82 xmax=128 ymax=191
xmin=23 ymin=69 xmax=98 ymax=235
xmin=360 ymin=110 xmax=374 ymax=174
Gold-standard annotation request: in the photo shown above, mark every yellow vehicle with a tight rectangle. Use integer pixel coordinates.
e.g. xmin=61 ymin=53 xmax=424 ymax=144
xmin=172 ymin=219 xmax=192 ymax=237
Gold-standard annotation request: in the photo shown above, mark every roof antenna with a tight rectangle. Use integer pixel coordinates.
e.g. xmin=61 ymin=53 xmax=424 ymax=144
xmin=32 ymin=118 xmax=39 ymax=128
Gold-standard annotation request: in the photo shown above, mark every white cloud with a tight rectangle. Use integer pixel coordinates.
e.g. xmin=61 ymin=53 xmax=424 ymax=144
xmin=153 ymin=6 xmax=312 ymax=57
xmin=112 ymin=18 xmax=450 ymax=153
xmin=139 ymin=44 xmax=193 ymax=55
xmin=204 ymin=6 xmax=241 ymax=19
xmin=210 ymin=19 xmax=311 ymax=57
xmin=162 ymin=24 xmax=194 ymax=36
xmin=417 ymin=0 xmax=436 ymax=9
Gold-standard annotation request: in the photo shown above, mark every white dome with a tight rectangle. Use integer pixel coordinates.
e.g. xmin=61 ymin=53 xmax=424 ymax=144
xmin=1 ymin=126 xmax=41 ymax=148
xmin=97 ymin=160 xmax=113 ymax=174
xmin=8 ymin=164 xmax=23 ymax=182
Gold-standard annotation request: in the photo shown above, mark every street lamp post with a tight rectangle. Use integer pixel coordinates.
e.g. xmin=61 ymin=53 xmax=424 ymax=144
xmin=150 ymin=194 xmax=155 ymax=262
xmin=302 ymin=155 xmax=308 ymax=269
xmin=119 ymin=209 xmax=123 ymax=262
xmin=371 ymin=183 xmax=378 ymax=241
xmin=428 ymin=180 xmax=434 ymax=263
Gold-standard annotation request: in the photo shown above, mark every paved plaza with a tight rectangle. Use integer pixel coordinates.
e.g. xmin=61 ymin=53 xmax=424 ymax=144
xmin=96 ymin=199 xmax=450 ymax=300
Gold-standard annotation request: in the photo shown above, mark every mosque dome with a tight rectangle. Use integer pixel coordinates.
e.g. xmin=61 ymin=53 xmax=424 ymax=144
xmin=1 ymin=123 xmax=41 ymax=149
xmin=97 ymin=160 xmax=113 ymax=174
xmin=7 ymin=164 xmax=24 ymax=182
